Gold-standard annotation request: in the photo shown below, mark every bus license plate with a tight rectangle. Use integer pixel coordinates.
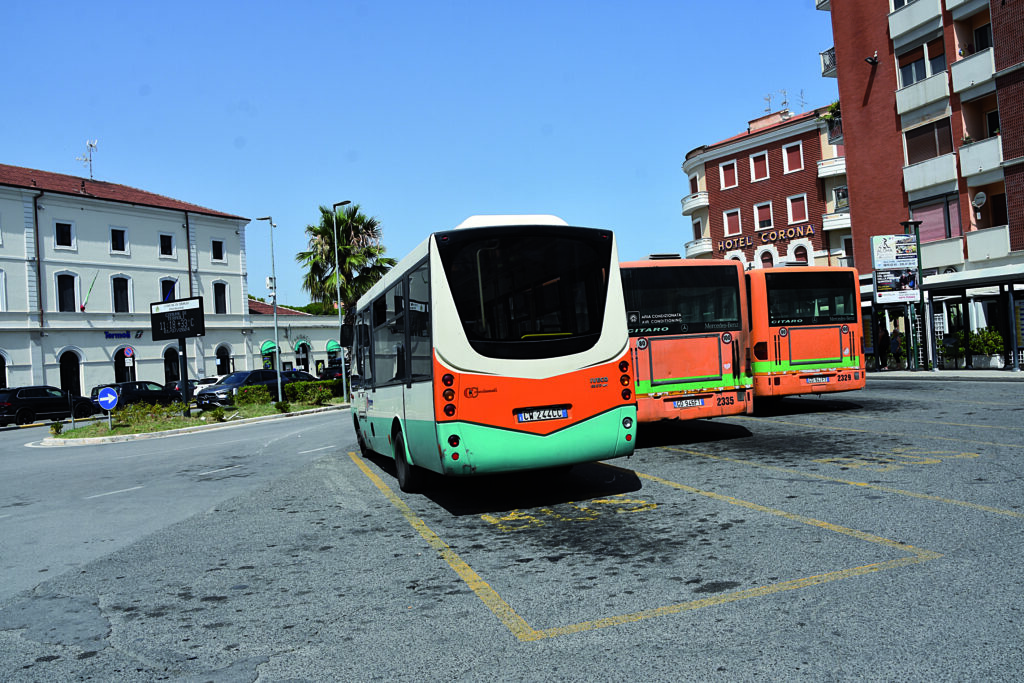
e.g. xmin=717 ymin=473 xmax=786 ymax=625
xmin=673 ymin=398 xmax=705 ymax=408
xmin=516 ymin=407 xmax=569 ymax=423
xmin=806 ymin=376 xmax=830 ymax=384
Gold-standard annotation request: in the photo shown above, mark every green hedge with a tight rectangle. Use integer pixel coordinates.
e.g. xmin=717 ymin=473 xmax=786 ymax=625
xmin=237 ymin=385 xmax=272 ymax=406
xmin=283 ymin=380 xmax=334 ymax=405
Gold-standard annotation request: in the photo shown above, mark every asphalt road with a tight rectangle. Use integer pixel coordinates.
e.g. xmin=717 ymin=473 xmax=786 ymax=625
xmin=0 ymin=379 xmax=1022 ymax=681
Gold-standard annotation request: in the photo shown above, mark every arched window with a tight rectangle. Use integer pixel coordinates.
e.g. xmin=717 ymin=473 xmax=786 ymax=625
xmin=793 ymin=245 xmax=808 ymax=264
xmin=760 ymin=251 xmax=774 ymax=269
xmin=59 ymin=350 xmax=82 ymax=396
xmin=112 ymin=275 xmax=132 ymax=313
xmin=55 ymin=271 xmax=79 ymax=312
xmin=164 ymin=347 xmax=180 ymax=384
xmin=215 ymin=345 xmax=232 ymax=375
xmin=213 ymin=281 xmax=229 ymax=314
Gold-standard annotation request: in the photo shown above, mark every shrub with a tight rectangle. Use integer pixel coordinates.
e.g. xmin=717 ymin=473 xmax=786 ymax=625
xmin=49 ymin=421 xmax=63 ymax=436
xmin=968 ymin=326 xmax=1003 ymax=355
xmin=207 ymin=407 xmax=226 ymax=423
xmin=112 ymin=401 xmax=186 ymax=426
xmin=237 ymin=385 xmax=272 ymax=406
xmin=275 ymin=401 xmax=291 ymax=413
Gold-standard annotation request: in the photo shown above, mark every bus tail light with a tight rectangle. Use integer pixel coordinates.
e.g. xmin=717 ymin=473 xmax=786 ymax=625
xmin=623 ymin=417 xmax=633 ymax=429
xmin=753 ymin=342 xmax=768 ymax=361
xmin=448 ymin=435 xmax=460 ymax=447
xmin=618 ymin=360 xmax=629 ymax=373
xmin=443 ymin=404 xmax=456 ymax=417
xmin=621 ymin=388 xmax=632 ymax=400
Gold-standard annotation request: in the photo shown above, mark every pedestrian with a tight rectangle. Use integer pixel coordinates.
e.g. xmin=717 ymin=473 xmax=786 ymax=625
xmin=890 ymin=326 xmax=904 ymax=364
xmin=877 ymin=324 xmax=890 ymax=370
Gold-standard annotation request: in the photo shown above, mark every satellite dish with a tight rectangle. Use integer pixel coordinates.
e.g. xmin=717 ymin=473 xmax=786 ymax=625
xmin=972 ymin=192 xmax=987 ymax=209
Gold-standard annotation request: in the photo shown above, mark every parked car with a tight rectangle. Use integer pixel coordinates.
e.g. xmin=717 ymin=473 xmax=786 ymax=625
xmin=164 ymin=378 xmax=198 ymax=398
xmin=318 ymin=366 xmax=346 ymax=380
xmin=195 ymin=369 xmax=289 ymax=409
xmin=0 ymin=385 xmax=95 ymax=426
xmin=196 ymin=376 xmax=225 ymax=389
xmin=90 ymin=381 xmax=183 ymax=409
xmin=283 ymin=370 xmax=317 ymax=383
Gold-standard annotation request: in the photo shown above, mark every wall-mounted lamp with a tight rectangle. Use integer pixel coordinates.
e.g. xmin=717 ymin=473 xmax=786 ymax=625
xmin=865 ymin=51 xmax=879 ymax=65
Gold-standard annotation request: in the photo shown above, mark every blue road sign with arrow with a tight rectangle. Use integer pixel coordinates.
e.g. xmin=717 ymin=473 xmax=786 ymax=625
xmin=97 ymin=387 xmax=119 ymax=411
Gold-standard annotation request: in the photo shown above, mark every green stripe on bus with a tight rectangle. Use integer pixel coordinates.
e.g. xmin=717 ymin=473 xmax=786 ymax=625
xmin=751 ymin=358 xmax=862 ymax=373
xmin=634 ymin=378 xmax=753 ymax=395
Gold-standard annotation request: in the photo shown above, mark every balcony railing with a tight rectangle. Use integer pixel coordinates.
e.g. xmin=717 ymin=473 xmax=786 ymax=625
xmin=820 ymin=46 xmax=837 ymax=78
xmin=903 ymin=153 xmax=958 ymax=194
xmin=959 ymin=135 xmax=1003 ymax=184
xmin=817 ymin=156 xmax=846 ymax=178
xmin=826 ymin=117 xmax=843 ymax=145
xmin=889 ymin=0 xmax=942 ymax=50
xmin=685 ymin=238 xmax=713 ymax=258
xmin=681 ymin=191 xmax=709 ymax=217
xmin=822 ymin=212 xmax=852 ymax=232
xmin=815 ymin=0 xmax=831 ymax=10
xmin=951 ymin=47 xmax=995 ymax=99
xmin=895 ymin=71 xmax=950 ymax=115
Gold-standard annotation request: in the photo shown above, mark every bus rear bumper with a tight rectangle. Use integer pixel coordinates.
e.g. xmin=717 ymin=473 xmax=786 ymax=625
xmin=435 ymin=406 xmax=637 ymax=476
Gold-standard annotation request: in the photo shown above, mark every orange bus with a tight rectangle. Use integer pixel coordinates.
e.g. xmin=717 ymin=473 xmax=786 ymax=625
xmin=620 ymin=257 xmax=753 ymax=422
xmin=746 ymin=266 xmax=865 ymax=398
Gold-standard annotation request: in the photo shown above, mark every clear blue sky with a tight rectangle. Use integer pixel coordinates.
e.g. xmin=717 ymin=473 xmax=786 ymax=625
xmin=4 ymin=0 xmax=838 ymax=307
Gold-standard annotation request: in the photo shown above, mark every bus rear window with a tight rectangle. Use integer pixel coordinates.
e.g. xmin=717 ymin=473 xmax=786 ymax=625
xmin=436 ymin=225 xmax=612 ymax=360
xmin=765 ymin=271 xmax=858 ymax=326
xmin=622 ymin=265 xmax=741 ymax=335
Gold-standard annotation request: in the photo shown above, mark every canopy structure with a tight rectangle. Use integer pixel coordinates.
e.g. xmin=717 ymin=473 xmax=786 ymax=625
xmin=260 ymin=340 xmax=277 ymax=354
xmin=326 ymin=340 xmax=341 ymax=353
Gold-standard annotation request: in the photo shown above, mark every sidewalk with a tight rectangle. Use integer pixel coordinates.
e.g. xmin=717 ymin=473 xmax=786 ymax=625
xmin=868 ymin=367 xmax=1023 ymax=381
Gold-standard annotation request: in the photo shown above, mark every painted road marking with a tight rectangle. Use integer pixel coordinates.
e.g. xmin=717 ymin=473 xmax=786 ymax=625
xmin=348 ymin=452 xmax=942 ymax=641
xmin=198 ymin=465 xmax=241 ymax=476
xmin=84 ymin=485 xmax=144 ymax=499
xmin=298 ymin=446 xmax=334 ymax=454
xmin=482 ymin=498 xmax=656 ymax=532
xmin=667 ymin=447 xmax=1024 ymax=518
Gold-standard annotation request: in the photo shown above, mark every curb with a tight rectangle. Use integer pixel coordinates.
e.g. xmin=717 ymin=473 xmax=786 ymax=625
xmin=867 ymin=370 xmax=1022 ymax=382
xmin=39 ymin=403 xmax=350 ymax=447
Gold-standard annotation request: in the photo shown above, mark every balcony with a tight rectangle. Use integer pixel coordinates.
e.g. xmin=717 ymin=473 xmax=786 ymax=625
xmin=817 ymin=156 xmax=846 ymax=179
xmin=684 ymin=238 xmax=713 ymax=258
xmin=951 ymin=47 xmax=995 ymax=100
xmin=967 ymin=224 xmax=1011 ymax=261
xmin=895 ymin=72 xmax=950 ymax=116
xmin=820 ymin=47 xmax=837 ymax=78
xmin=903 ymin=153 xmax=958 ymax=194
xmin=921 ymin=236 xmax=965 ymax=270
xmin=681 ymin=191 xmax=709 ymax=217
xmin=946 ymin=0 xmax=988 ymax=20
xmin=959 ymin=135 xmax=1003 ymax=185
xmin=889 ymin=0 xmax=942 ymax=51
xmin=826 ymin=117 xmax=843 ymax=145
xmin=822 ymin=212 xmax=852 ymax=232
xmin=815 ymin=0 xmax=831 ymax=10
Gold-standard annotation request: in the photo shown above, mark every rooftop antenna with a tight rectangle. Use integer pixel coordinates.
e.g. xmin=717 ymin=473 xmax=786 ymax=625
xmin=778 ymin=89 xmax=789 ymax=110
xmin=798 ymin=89 xmax=808 ymax=112
xmin=763 ymin=93 xmax=773 ymax=113
xmin=76 ymin=140 xmax=98 ymax=179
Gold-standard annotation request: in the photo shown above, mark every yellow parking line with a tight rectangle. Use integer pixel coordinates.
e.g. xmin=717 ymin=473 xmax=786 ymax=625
xmin=349 ymin=453 xmax=943 ymax=641
xmin=348 ymin=453 xmax=539 ymax=641
xmin=666 ymin=447 xmax=1024 ymax=518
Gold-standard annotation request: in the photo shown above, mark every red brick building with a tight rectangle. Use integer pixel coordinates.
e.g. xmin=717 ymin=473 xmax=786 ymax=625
xmin=682 ymin=109 xmax=851 ymax=270
xmin=818 ymin=0 xmax=1023 ymax=369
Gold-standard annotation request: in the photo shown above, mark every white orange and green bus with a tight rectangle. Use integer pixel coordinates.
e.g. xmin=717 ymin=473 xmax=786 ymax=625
xmin=348 ymin=215 xmax=637 ymax=492
xmin=620 ymin=257 xmax=753 ymax=422
xmin=746 ymin=266 xmax=865 ymax=398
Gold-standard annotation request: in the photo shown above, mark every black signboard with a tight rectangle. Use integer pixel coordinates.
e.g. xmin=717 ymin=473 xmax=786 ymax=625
xmin=150 ymin=297 xmax=206 ymax=341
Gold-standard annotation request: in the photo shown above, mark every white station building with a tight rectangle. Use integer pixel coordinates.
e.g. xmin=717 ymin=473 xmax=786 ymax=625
xmin=0 ymin=163 xmax=343 ymax=395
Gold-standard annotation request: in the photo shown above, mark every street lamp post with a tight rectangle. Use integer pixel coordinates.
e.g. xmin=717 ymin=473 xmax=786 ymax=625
xmin=255 ymin=216 xmax=284 ymax=403
xmin=332 ymin=200 xmax=351 ymax=400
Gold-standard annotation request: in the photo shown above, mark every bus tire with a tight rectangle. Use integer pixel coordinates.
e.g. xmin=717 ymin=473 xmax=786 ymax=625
xmin=393 ymin=431 xmax=420 ymax=493
xmin=354 ymin=416 xmax=371 ymax=457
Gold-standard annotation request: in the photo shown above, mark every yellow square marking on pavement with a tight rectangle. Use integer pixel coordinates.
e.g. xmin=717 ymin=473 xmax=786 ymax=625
xmin=349 ymin=453 xmax=942 ymax=641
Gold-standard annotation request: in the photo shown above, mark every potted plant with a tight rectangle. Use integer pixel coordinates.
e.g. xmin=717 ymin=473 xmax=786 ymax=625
xmin=968 ymin=327 xmax=1005 ymax=369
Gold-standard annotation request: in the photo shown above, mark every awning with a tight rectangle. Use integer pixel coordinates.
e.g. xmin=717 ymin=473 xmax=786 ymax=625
xmin=326 ymin=340 xmax=341 ymax=352
xmin=260 ymin=340 xmax=278 ymax=354
xmin=294 ymin=340 xmax=311 ymax=352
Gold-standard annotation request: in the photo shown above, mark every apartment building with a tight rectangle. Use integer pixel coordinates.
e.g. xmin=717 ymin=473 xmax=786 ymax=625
xmin=681 ymin=107 xmax=852 ymax=271
xmin=817 ymin=0 xmax=1023 ymax=368
xmin=0 ymin=164 xmax=341 ymax=393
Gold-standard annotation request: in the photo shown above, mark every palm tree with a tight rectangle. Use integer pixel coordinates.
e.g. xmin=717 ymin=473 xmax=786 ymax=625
xmin=295 ymin=203 xmax=396 ymax=325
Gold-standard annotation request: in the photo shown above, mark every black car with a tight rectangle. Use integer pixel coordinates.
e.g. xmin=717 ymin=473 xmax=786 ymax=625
xmin=283 ymin=370 xmax=317 ymax=383
xmin=318 ymin=366 xmax=346 ymax=380
xmin=164 ymin=378 xmax=198 ymax=399
xmin=195 ymin=369 xmax=289 ymax=409
xmin=0 ymin=385 xmax=95 ymax=426
xmin=90 ymin=381 xmax=183 ymax=410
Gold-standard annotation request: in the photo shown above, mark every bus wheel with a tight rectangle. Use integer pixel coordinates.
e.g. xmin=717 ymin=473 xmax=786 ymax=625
xmin=393 ymin=431 xmax=420 ymax=493
xmin=354 ymin=416 xmax=371 ymax=457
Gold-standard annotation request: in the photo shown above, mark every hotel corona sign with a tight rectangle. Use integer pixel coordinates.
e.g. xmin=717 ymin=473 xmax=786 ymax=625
xmin=718 ymin=224 xmax=816 ymax=253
